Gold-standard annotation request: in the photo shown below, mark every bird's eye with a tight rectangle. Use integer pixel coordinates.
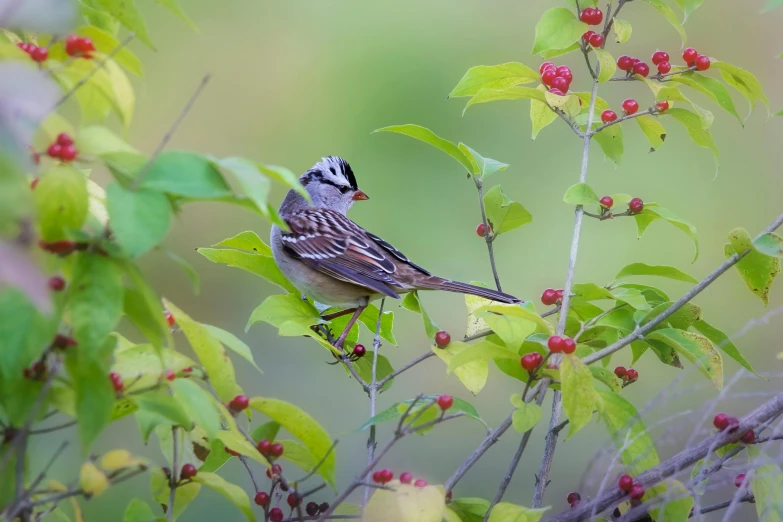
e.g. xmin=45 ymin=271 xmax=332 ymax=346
xmin=338 ymin=185 xmax=350 ymax=194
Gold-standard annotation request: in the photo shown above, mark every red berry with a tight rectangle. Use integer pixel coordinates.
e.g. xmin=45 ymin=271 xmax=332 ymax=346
xmin=541 ymin=68 xmax=557 ymax=86
xmin=599 ymin=196 xmax=614 ymax=209
xmin=626 ymin=368 xmax=638 ymax=381
xmin=521 ymin=352 xmax=543 ymax=371
xmin=726 ymin=416 xmax=740 ymax=432
xmin=629 ymin=484 xmax=645 ymax=500
xmin=254 ymin=491 xmax=270 ymax=507
xmin=551 ymin=76 xmax=569 ymax=92
xmin=682 ymin=47 xmax=698 ymax=64
xmin=47 ymin=143 xmax=63 ymax=158
xmin=164 ymin=369 xmax=176 ymax=381
xmin=617 ymin=55 xmax=634 ymax=71
xmin=695 ymin=55 xmax=710 ymax=71
xmin=400 ymin=472 xmax=413 ymax=484
xmin=39 ymin=240 xmax=77 ymax=255
xmin=437 ymin=395 xmax=454 ymax=411
xmin=614 ymin=366 xmax=626 ymax=378
xmin=48 ymin=276 xmax=66 ymax=292
xmin=657 ymin=61 xmax=672 ymax=74
xmin=591 ymin=9 xmax=603 ymax=24
xmin=56 ymin=133 xmax=73 ymax=146
xmin=78 ymin=38 xmax=95 ymax=53
xmin=622 ymin=99 xmax=639 ymax=115
xmin=548 ymin=336 xmax=566 ymax=353
xmin=164 ymin=310 xmax=175 ymax=326
xmin=567 ymin=492 xmax=581 ymax=504
xmin=580 ymin=8 xmax=603 ymax=25
xmin=556 ymin=65 xmax=571 ymax=78
xmin=372 ymin=470 xmax=383 ymax=483
xmin=30 ymin=177 xmax=39 ymax=188
xmin=306 ymin=502 xmax=319 ymax=516
xmin=319 ymin=503 xmax=329 ymax=513
xmin=180 ymin=463 xmax=197 ymax=479
xmin=52 ymin=334 xmax=77 ymax=350
xmin=381 ymin=469 xmax=394 ymax=482
xmin=588 ymin=34 xmax=604 ymax=48
xmin=541 ymin=289 xmax=558 ymax=306
xmin=562 ymin=338 xmax=576 ymax=355
xmin=539 ymin=62 xmax=555 ymax=74
xmin=109 ymin=372 xmax=123 ymax=392
xmin=548 ymin=88 xmax=565 ymax=96
xmin=59 ymin=144 xmax=78 ymax=162
xmin=414 ymin=479 xmax=428 ymax=488
xmin=734 ymin=473 xmax=746 ymax=488
xmin=352 ymin=344 xmax=366 ymax=358
xmin=65 ymin=35 xmax=81 ymax=56
xmin=266 ymin=463 xmax=282 ymax=478
xmin=582 ymin=30 xmax=596 ymax=42
xmin=713 ymin=413 xmax=730 ymax=430
xmin=269 ymin=443 xmax=284 ymax=458
xmin=579 ymin=8 xmax=594 ymax=23
xmin=628 ymin=198 xmax=644 ymax=214
xmin=225 ymin=446 xmax=240 ymax=456
xmin=182 ymin=367 xmax=192 ymax=373
xmin=435 ymin=330 xmax=451 ymax=348
xmin=656 ymin=100 xmax=669 ymax=113
xmin=555 ymin=289 xmax=564 ymax=300
xmin=229 ymin=394 xmax=249 ymax=411
xmin=31 ymin=47 xmax=48 ymax=63
xmin=257 ymin=440 xmax=271 ymax=454
xmin=741 ymin=430 xmax=755 ymax=444
xmin=287 ymin=493 xmax=299 ymax=508
xmin=570 ymin=500 xmax=581 ymax=509
xmin=600 ymin=110 xmax=617 ymax=124
xmin=269 ymin=508 xmax=284 ymax=522
xmin=651 ymin=51 xmax=670 ymax=65
xmin=476 ymin=223 xmax=489 ymax=237
xmin=633 ymin=62 xmax=650 ymax=78
xmin=618 ymin=475 xmax=634 ymax=492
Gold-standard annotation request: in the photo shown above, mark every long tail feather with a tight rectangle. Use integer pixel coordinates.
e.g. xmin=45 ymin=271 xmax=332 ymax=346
xmin=417 ymin=278 xmax=521 ymax=303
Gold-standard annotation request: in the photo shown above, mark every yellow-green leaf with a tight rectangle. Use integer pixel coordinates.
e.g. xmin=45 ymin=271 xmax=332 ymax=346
xmin=635 ymin=115 xmax=666 ymax=151
xmin=532 ymin=7 xmax=587 ymax=55
xmin=432 ymin=342 xmax=488 ymax=396
xmin=191 ymin=472 xmax=254 ymax=522
xmin=449 ymin=63 xmax=539 ymax=98
xmin=34 ymin=165 xmax=88 ymax=241
xmin=560 ymin=354 xmax=598 ymax=438
xmin=483 ymin=185 xmax=532 ymax=237
xmin=530 ymin=85 xmax=558 ymax=140
xmin=401 ymin=291 xmax=440 ymax=339
xmin=373 ymin=124 xmax=473 ymax=173
xmin=634 ymin=202 xmax=700 ymax=262
xmin=646 ymin=328 xmax=723 ymax=388
xmin=747 ymin=445 xmax=783 ymax=522
xmin=364 ymin=480 xmax=445 ymax=522
xmin=596 ymin=389 xmax=660 ymax=475
xmin=466 ymin=86 xmax=547 ymax=114
xmin=511 ymin=400 xmax=543 ymax=434
xmin=640 ymin=0 xmax=687 ymax=46
xmin=613 ymin=19 xmax=632 ymax=43
xmin=725 ymin=228 xmax=781 ymax=305
xmin=665 ymin=108 xmax=719 ymax=168
xmin=79 ymin=462 xmax=109 ymax=496
xmin=100 ymin=449 xmax=145 ymax=471
xmin=487 ymin=502 xmax=549 ymax=522
xmin=215 ymin=430 xmax=269 ymax=466
xmin=95 ymin=0 xmax=155 ymax=48
xmin=447 ymin=340 xmax=519 ymax=373
xmin=594 ymin=49 xmax=617 ymax=83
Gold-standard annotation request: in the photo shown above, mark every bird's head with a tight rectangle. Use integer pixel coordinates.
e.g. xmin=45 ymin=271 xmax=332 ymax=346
xmin=300 ymin=156 xmax=368 ymax=214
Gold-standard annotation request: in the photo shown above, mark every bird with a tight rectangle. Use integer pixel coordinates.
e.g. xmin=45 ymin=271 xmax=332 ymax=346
xmin=270 ymin=156 xmax=520 ymax=348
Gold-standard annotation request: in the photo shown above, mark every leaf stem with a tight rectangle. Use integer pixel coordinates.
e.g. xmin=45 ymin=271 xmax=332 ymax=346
xmin=168 ymin=426 xmax=179 ymax=522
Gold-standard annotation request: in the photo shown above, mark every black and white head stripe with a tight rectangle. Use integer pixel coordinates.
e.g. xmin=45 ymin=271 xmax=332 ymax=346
xmin=300 ymin=156 xmax=358 ymax=192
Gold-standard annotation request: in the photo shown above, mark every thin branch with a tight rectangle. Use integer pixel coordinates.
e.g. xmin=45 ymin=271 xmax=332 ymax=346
xmin=131 ymin=74 xmax=212 ymax=190
xmin=281 ymin=516 xmax=359 ymax=522
xmin=239 ymin=456 xmax=261 ymax=493
xmin=29 ymin=420 xmax=77 ymax=435
xmin=375 ymin=352 xmax=434 ymax=387
xmin=298 ymin=440 xmax=339 ymax=484
xmin=364 ymin=300 xmax=385 ymax=509
xmin=533 ymin=387 xmax=560 ymax=507
xmin=589 ymin=108 xmax=655 ymax=136
xmin=168 ymin=426 xmax=179 ymax=522
xmin=475 ymin=179 xmax=503 ymax=291
xmin=700 ymin=495 xmax=755 ymax=515
xmin=609 ymin=65 xmax=698 ymax=81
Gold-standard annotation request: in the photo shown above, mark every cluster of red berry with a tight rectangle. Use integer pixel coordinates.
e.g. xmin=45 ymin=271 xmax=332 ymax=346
xmin=372 ymin=468 xmax=429 ymax=488
xmin=52 ymin=333 xmax=77 ymax=350
xmin=713 ymin=412 xmax=755 ymax=443
xmin=579 ymin=7 xmax=604 ymax=25
xmin=47 ymin=133 xmax=78 ymax=163
xmin=618 ymin=474 xmax=645 ymax=503
xmin=520 ymin=352 xmax=543 ymax=371
xmin=435 ymin=330 xmax=451 ymax=348
xmin=16 ymin=42 xmax=48 ymax=63
xmin=582 ymin=30 xmax=604 ymax=49
xmin=65 ymin=35 xmax=96 ymax=58
xmin=540 ymin=288 xmax=564 ymax=306
xmin=548 ymin=335 xmax=576 ymax=354
xmin=22 ymin=361 xmax=47 ymax=380
xmin=682 ymin=47 xmax=710 ymax=71
xmin=539 ymin=62 xmax=573 ymax=97
xmin=257 ymin=438 xmax=285 ymax=459
xmin=617 ymin=47 xmax=710 ymax=78
xmin=613 ymin=365 xmax=638 ymax=383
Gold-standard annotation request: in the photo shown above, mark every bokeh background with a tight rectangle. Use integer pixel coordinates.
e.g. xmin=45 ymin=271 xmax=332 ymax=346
xmin=34 ymin=0 xmax=783 ymax=520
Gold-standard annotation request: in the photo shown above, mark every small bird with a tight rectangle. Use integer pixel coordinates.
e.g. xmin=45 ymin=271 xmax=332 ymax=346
xmin=271 ymin=156 xmax=520 ymax=347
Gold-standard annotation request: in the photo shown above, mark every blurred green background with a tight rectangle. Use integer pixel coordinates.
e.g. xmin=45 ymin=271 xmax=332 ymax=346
xmin=35 ymin=0 xmax=783 ymax=519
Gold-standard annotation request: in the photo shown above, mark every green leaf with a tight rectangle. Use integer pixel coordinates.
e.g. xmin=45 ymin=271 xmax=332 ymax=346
xmin=747 ymin=445 xmax=783 ymax=522
xmin=134 ymin=391 xmax=192 ymax=443
xmin=164 ymin=300 xmax=243 ymax=402
xmin=673 ymin=0 xmax=704 ymax=20
xmin=154 ymin=0 xmax=196 ymax=30
xmin=483 ymin=185 xmax=532 ymax=236
xmin=635 ymin=116 xmax=666 ymax=152
xmin=278 ymin=439 xmax=318 ymax=473
xmin=69 ymin=350 xmax=116 ymax=448
xmin=596 ymin=389 xmax=660 ymax=475
xmin=141 ymin=152 xmax=231 ymax=198
xmin=215 ymin=430 xmax=269 ymax=466
xmin=590 ymin=366 xmax=623 ymax=392
xmin=476 ymin=304 xmax=554 ymax=335
xmin=249 ymin=397 xmax=336 ymax=487
xmin=713 ymin=61 xmax=769 ymax=117
xmin=374 ymin=124 xmax=473 ymax=173
xmin=692 ymin=319 xmax=757 ymax=376
xmin=487 ymin=503 xmax=549 ymax=522
xmin=447 ymin=341 xmax=521 ymax=373
xmin=94 ymin=0 xmax=155 ymax=48
xmin=665 ymin=108 xmax=719 ymax=168
xmin=0 ymin=290 xmax=57 ymax=387
xmin=203 ymin=324 xmax=262 ymax=374
xmin=356 ymin=303 xmax=397 ymax=346
xmin=113 ymin=344 xmax=195 ymax=391
xmin=401 ymin=291 xmax=440 ymax=338
xmin=563 ymin=183 xmax=599 ymax=206
xmin=532 ymin=7 xmax=587 ymax=55
xmin=449 ymin=63 xmax=539 ymax=98
xmin=76 ymin=26 xmax=143 ymax=76
xmin=70 ymin=254 xmax=124 ymax=353
xmin=726 ymin=227 xmax=781 ymax=305
xmin=640 ymin=0 xmax=687 ymax=46
xmin=171 ymin=379 xmax=222 ymax=439
xmin=634 ymin=202 xmax=700 ymax=262
xmin=458 ymin=144 xmax=509 ymax=179
xmin=615 ymin=263 xmax=697 ymax=283
xmin=257 ymin=164 xmax=309 ymax=201
xmin=357 ymin=395 xmax=484 ymax=432
xmin=432 ymin=342 xmax=488 ymax=395
xmin=754 ymin=233 xmax=783 ymax=257
xmin=592 ymin=120 xmax=624 ymax=164
xmin=649 ymin=480 xmax=694 ymax=522
xmin=530 ymin=86 xmax=558 ymax=140
xmin=247 ymin=292 xmax=325 ymax=336
xmin=561 ymin=354 xmax=598 ymax=438
xmin=546 ymin=91 xmax=581 ymax=120
xmin=106 ymin=183 xmax=171 ymax=258
xmin=540 ymin=42 xmax=581 ymax=60
xmin=594 ymin=49 xmax=617 ymax=83
xmin=365 ymin=481 xmax=446 ymax=522
xmin=150 ymin=468 xmax=200 ymax=520
xmin=352 ymin=352 xmax=396 ymax=393
xmin=191 ymin=472 xmax=254 ymax=522
xmin=165 ymin=249 xmax=200 ymax=294
xmin=123 ymin=498 xmax=157 ymax=522
xmin=104 ymin=59 xmax=134 ymax=128
xmin=511 ymin=400 xmax=543 ymax=433
xmin=465 ymin=86 xmax=546 ymax=115
xmin=34 ymin=165 xmax=88 ymax=241
xmin=670 ymin=73 xmax=742 ymax=125
xmin=613 ymin=18 xmax=632 ymax=43
xmin=448 ymin=498 xmax=490 ymax=522
xmin=215 ymin=157 xmax=284 ymax=227
xmin=646 ymin=328 xmax=723 ymax=388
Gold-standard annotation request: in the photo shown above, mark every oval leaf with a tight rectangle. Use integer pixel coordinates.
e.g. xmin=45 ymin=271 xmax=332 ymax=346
xmin=561 ymin=354 xmax=598 ymax=439
xmin=532 ymin=7 xmax=587 ymax=55
xmin=646 ymin=328 xmax=723 ymax=388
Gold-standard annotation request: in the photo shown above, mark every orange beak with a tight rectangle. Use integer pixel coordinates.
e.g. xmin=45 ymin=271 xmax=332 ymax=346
xmin=352 ymin=190 xmax=369 ymax=201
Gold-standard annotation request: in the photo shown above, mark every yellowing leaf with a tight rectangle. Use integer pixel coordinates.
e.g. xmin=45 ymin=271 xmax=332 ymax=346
xmin=216 ymin=430 xmax=269 ymax=467
xmin=596 ymin=390 xmax=660 ymax=475
xmin=726 ymin=227 xmax=781 ymax=305
xmin=79 ymin=462 xmax=110 ymax=496
xmin=530 ymin=85 xmax=558 ymax=140
xmin=560 ymin=354 xmax=598 ymax=438
xmin=364 ymin=480 xmax=445 ymax=522
xmin=646 ymin=328 xmax=723 ymax=388
xmin=191 ymin=472 xmax=254 ymax=522
xmin=100 ymin=449 xmax=144 ymax=471
xmin=613 ymin=18 xmax=632 ymax=43
xmin=449 ymin=63 xmax=540 ymax=98
xmin=512 ymin=401 xmax=543 ymax=433
xmin=487 ymin=502 xmax=549 ymax=522
xmin=635 ymin=116 xmax=666 ymax=151
xmin=432 ymin=342 xmax=488 ymax=395
xmin=447 ymin=340 xmax=520 ymax=373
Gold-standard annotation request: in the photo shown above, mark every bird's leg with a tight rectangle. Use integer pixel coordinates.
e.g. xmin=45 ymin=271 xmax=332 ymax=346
xmin=322 ymin=308 xmax=358 ymax=322
xmin=332 ymin=304 xmax=367 ymax=349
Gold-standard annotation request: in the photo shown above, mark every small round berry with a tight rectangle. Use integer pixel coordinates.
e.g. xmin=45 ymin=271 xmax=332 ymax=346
xmin=541 ymin=68 xmax=557 ymax=86
xmin=626 ymin=368 xmax=639 ymax=381
xmin=628 ymin=198 xmax=644 ymax=214
xmin=741 ymin=430 xmax=756 ymax=444
xmin=617 ymin=55 xmax=634 ymax=71
xmin=622 ymin=99 xmax=639 ymax=115
xmin=734 ymin=473 xmax=746 ymax=488
xmin=352 ymin=344 xmax=366 ymax=358
xmin=629 ymin=484 xmax=645 ymax=500
xmin=266 ymin=463 xmax=282 ymax=478
xmin=437 ymin=395 xmax=454 ymax=411
xmin=539 ymin=62 xmax=555 ymax=74
xmin=591 ymin=9 xmax=604 ymax=24
xmin=551 ymin=76 xmax=569 ymax=92
xmin=269 ymin=508 xmax=284 ymax=522
xmin=372 ymin=470 xmax=383 ymax=483
xmin=548 ymin=88 xmax=565 ymax=96
xmin=257 ymin=440 xmax=271 ymax=454
xmin=570 ymin=500 xmax=581 ymax=509
xmin=541 ymin=289 xmax=558 ymax=306
xmin=521 ymin=352 xmax=543 ymax=371
xmin=548 ymin=336 xmax=566 ymax=353
xmin=319 ymin=502 xmax=329 ymax=513
xmin=556 ymin=65 xmax=572 ymax=78
xmin=435 ymin=330 xmax=451 ymax=348
xmin=182 ymin=367 xmax=193 ymax=373
xmin=48 ymin=276 xmax=66 ymax=292
xmin=695 ymin=55 xmax=710 ymax=71
xmin=65 ymin=35 xmax=81 ymax=56
xmin=582 ymin=30 xmax=596 ymax=42
xmin=656 ymin=100 xmax=670 ymax=113
xmin=255 ymin=491 xmax=270 ymax=507
xmin=78 ymin=38 xmax=95 ymax=53
xmin=567 ymin=492 xmax=581 ymax=504
xmin=562 ymin=338 xmax=576 ymax=355
xmin=269 ymin=443 xmax=284 ymax=458
xmin=657 ymin=61 xmax=672 ymax=74
xmin=56 ymin=133 xmax=73 ymax=146
xmin=633 ymin=62 xmax=650 ymax=78
xmin=109 ymin=372 xmax=123 ymax=392
xmin=164 ymin=310 xmax=175 ymax=327
xmin=31 ymin=47 xmax=49 ymax=63
xmin=618 ymin=474 xmax=634 ymax=492
xmin=601 ymin=110 xmax=617 ymax=124
xmin=59 ymin=144 xmax=78 ymax=162
xmin=651 ymin=51 xmax=670 ymax=65
xmin=287 ymin=493 xmax=299 ymax=508
xmin=30 ymin=177 xmax=39 ymax=188
xmin=400 ymin=472 xmax=413 ymax=484
xmin=599 ymin=196 xmax=614 ymax=209
xmin=53 ymin=334 xmax=77 ymax=350
xmin=180 ymin=463 xmax=197 ymax=479
xmin=555 ymin=289 xmax=564 ymax=300
xmin=225 ymin=446 xmax=240 ymax=456
xmin=47 ymin=143 xmax=63 ymax=158
xmin=588 ymin=33 xmax=604 ymax=48
xmin=726 ymin=416 xmax=740 ymax=432
xmin=579 ymin=8 xmax=594 ymax=23
xmin=682 ymin=47 xmax=698 ymax=65
xmin=614 ymin=366 xmax=627 ymax=378
xmin=713 ymin=413 xmax=730 ymax=430
xmin=381 ymin=469 xmax=394 ymax=482
xmin=229 ymin=394 xmax=249 ymax=411
xmin=476 ymin=223 xmax=489 ymax=237
xmin=414 ymin=479 xmax=428 ymax=488
xmin=164 ymin=369 xmax=176 ymax=381
xmin=305 ymin=502 xmax=319 ymax=516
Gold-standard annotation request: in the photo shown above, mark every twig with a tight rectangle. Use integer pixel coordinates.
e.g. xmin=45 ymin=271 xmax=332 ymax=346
xmin=239 ymin=456 xmax=261 ymax=493
xmin=29 ymin=420 xmax=77 ymax=435
xmin=281 ymin=516 xmax=359 ymax=522
xmin=533 ymin=387 xmax=560 ymax=507
xmin=168 ymin=426 xmax=179 ymax=522
xmin=363 ymin=300 xmax=385 ymax=510
xmin=700 ymin=495 xmax=755 ymax=515
xmin=298 ymin=440 xmax=339 ymax=484
xmin=24 ymin=466 xmax=148 ymax=509
xmin=589 ymin=109 xmax=656 ymax=136
xmin=475 ymin=179 xmax=503 ymax=291
xmin=131 ymin=74 xmax=212 ymax=190
xmin=609 ymin=65 xmax=698 ymax=81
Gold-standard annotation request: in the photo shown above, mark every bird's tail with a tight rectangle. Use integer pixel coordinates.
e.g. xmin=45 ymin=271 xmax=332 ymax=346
xmin=416 ymin=277 xmax=521 ymax=304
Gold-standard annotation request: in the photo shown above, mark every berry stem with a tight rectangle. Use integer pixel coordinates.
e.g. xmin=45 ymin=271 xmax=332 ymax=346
xmin=609 ymin=65 xmax=698 ymax=82
xmin=474 ymin=179 xmax=503 ymax=292
xmin=590 ymin=108 xmax=655 ymax=136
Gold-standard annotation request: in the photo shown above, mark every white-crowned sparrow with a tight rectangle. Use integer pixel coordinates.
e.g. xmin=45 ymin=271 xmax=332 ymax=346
xmin=271 ymin=156 xmax=520 ymax=347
